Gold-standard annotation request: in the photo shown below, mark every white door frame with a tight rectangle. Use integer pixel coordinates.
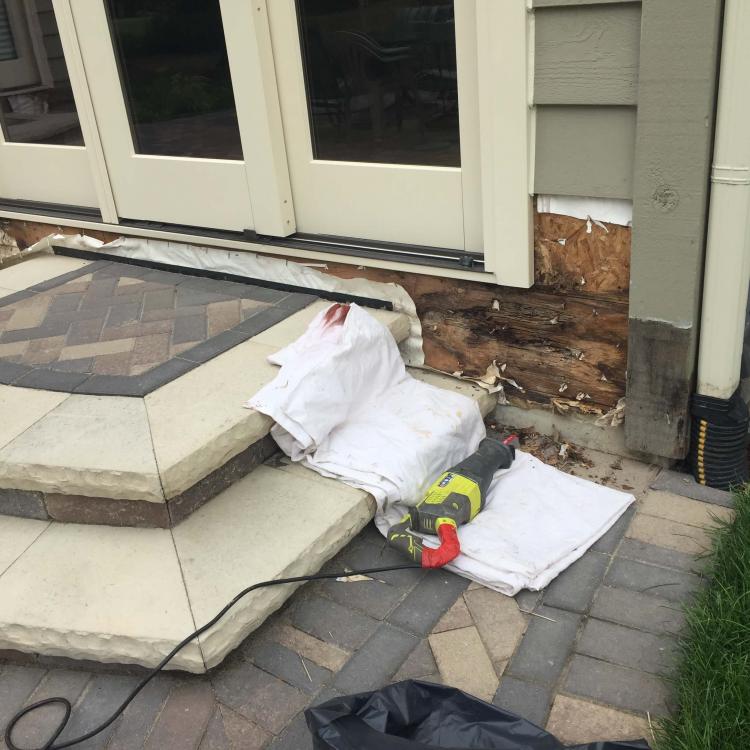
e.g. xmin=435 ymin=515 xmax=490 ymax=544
xmin=475 ymin=0 xmax=533 ymax=286
xmin=1 ymin=0 xmax=534 ymax=288
xmin=68 ymin=0 xmax=293 ymax=234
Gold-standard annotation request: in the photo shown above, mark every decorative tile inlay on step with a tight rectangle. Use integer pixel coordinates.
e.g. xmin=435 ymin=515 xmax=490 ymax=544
xmin=0 ymin=259 xmax=317 ymax=396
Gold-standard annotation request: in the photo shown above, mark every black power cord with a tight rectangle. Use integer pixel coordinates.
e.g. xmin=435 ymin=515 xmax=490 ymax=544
xmin=4 ymin=562 xmax=422 ymax=750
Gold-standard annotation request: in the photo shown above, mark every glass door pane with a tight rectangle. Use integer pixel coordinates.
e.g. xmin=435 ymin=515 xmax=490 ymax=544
xmin=0 ymin=0 xmax=83 ymax=146
xmin=296 ymin=0 xmax=460 ymax=167
xmin=0 ymin=1 xmax=17 ymax=60
xmin=106 ymin=0 xmax=243 ymax=159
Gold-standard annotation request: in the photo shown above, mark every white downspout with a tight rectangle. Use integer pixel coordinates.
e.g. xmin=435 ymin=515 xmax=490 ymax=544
xmin=696 ymin=0 xmax=750 ymax=400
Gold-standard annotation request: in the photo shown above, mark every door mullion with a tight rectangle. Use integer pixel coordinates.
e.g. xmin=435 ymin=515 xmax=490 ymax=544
xmin=52 ymin=0 xmax=118 ymax=223
xmin=220 ymin=0 xmax=296 ymax=237
xmin=455 ymin=0 xmax=482 ymax=253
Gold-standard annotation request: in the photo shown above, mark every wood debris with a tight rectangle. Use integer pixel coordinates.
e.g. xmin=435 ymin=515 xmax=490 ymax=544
xmin=595 ymin=397 xmax=627 ymax=428
xmin=487 ymin=424 xmax=593 ymax=473
xmin=479 ymin=360 xmax=501 ymax=386
xmin=550 ymin=398 xmax=604 ymax=417
xmin=0 ymin=227 xmax=20 ymax=262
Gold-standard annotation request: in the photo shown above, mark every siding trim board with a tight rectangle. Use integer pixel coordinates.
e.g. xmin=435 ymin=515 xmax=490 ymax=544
xmin=626 ymin=0 xmax=724 ymax=459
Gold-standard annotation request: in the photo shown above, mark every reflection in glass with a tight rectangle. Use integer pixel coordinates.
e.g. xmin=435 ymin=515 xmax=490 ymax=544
xmin=0 ymin=2 xmax=17 ymax=61
xmin=297 ymin=0 xmax=460 ymax=167
xmin=106 ymin=0 xmax=243 ymax=160
xmin=0 ymin=0 xmax=83 ymax=145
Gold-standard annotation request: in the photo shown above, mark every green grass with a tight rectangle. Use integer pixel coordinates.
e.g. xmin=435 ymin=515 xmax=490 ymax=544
xmin=655 ymin=486 xmax=750 ymax=750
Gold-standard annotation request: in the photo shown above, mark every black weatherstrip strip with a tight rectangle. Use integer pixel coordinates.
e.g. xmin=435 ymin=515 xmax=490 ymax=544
xmin=52 ymin=246 xmax=394 ymax=311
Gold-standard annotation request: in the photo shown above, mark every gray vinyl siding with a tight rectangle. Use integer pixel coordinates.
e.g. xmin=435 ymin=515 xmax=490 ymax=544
xmin=533 ymin=1 xmax=641 ymax=199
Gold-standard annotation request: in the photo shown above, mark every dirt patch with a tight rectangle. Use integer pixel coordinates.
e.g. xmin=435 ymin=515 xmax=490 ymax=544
xmin=487 ymin=422 xmax=593 ymax=474
xmin=0 ymin=227 xmax=20 ymax=262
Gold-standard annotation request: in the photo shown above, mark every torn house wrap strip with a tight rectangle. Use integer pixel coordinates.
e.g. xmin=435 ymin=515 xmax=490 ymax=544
xmin=25 ymin=232 xmax=424 ymax=366
xmin=247 ymin=303 xmax=634 ymax=595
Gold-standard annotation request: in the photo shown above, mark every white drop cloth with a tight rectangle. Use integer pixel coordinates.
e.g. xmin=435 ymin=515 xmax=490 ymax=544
xmin=247 ymin=304 xmax=634 ymax=595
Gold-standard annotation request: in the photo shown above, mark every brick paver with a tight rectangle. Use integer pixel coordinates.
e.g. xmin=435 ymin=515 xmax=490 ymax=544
xmin=546 ymin=695 xmax=651 ymax=746
xmin=494 ymin=676 xmax=552 ymax=727
xmin=0 ymin=451 xmax=724 ymax=748
xmin=429 ymin=626 xmax=499 ymax=700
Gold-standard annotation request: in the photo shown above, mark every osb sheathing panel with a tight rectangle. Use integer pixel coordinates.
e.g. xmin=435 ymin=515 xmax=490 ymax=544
xmin=2 ymin=216 xmax=629 ymax=411
xmin=535 ymin=211 xmax=630 ymax=295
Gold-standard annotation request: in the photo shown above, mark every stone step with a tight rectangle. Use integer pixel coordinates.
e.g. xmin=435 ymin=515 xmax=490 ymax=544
xmin=0 ymin=374 xmax=496 ymax=672
xmin=0 ymin=252 xmax=412 ymax=527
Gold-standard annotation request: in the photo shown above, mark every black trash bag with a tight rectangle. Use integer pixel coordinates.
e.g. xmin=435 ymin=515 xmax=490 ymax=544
xmin=306 ymin=680 xmax=651 ymax=750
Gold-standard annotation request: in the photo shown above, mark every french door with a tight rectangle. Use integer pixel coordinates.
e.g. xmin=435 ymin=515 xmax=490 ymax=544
xmin=0 ymin=0 xmax=97 ymax=207
xmin=70 ymin=0 xmax=292 ymax=234
xmin=3 ymin=1 xmax=488 ymax=256
xmin=268 ymin=0 xmax=482 ymax=251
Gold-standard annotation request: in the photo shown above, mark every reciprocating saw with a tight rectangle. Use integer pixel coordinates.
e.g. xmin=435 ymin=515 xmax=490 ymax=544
xmin=387 ymin=435 xmax=518 ymax=568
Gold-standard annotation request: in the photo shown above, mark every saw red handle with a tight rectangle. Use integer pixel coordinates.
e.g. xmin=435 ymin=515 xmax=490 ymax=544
xmin=421 ymin=523 xmax=461 ymax=568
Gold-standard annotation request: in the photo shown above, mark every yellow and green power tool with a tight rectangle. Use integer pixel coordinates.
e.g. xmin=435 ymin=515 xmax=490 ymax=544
xmin=387 ymin=435 xmax=518 ymax=568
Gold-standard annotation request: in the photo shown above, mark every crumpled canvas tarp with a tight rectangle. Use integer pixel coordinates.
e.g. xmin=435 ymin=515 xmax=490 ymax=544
xmin=307 ymin=681 xmax=651 ymax=749
xmin=247 ymin=304 xmax=634 ymax=594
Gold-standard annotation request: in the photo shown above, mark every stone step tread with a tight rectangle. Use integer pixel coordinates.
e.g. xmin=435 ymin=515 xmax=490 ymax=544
xmin=0 ymin=254 xmax=90 ymax=292
xmin=0 ymin=298 xmax=412 ymax=505
xmin=0 ymin=463 xmax=371 ymax=673
xmin=0 ymin=374 xmax=494 ymax=672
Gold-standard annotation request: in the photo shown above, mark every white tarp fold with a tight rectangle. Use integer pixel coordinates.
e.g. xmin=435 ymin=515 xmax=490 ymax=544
xmin=26 ymin=233 xmax=424 ymax=365
xmin=247 ymin=303 xmax=634 ymax=594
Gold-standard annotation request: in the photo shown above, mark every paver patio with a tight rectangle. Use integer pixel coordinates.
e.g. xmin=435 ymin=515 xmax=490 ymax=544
xmin=0 ymin=449 xmax=732 ymax=750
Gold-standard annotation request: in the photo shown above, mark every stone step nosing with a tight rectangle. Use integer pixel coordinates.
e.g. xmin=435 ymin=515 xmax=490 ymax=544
xmin=0 ymin=305 xmax=414 ymax=519
xmin=0 ymin=434 xmax=279 ymax=529
xmin=0 ymin=619 xmax=206 ymax=673
xmin=0 ymin=464 xmax=377 ymax=673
